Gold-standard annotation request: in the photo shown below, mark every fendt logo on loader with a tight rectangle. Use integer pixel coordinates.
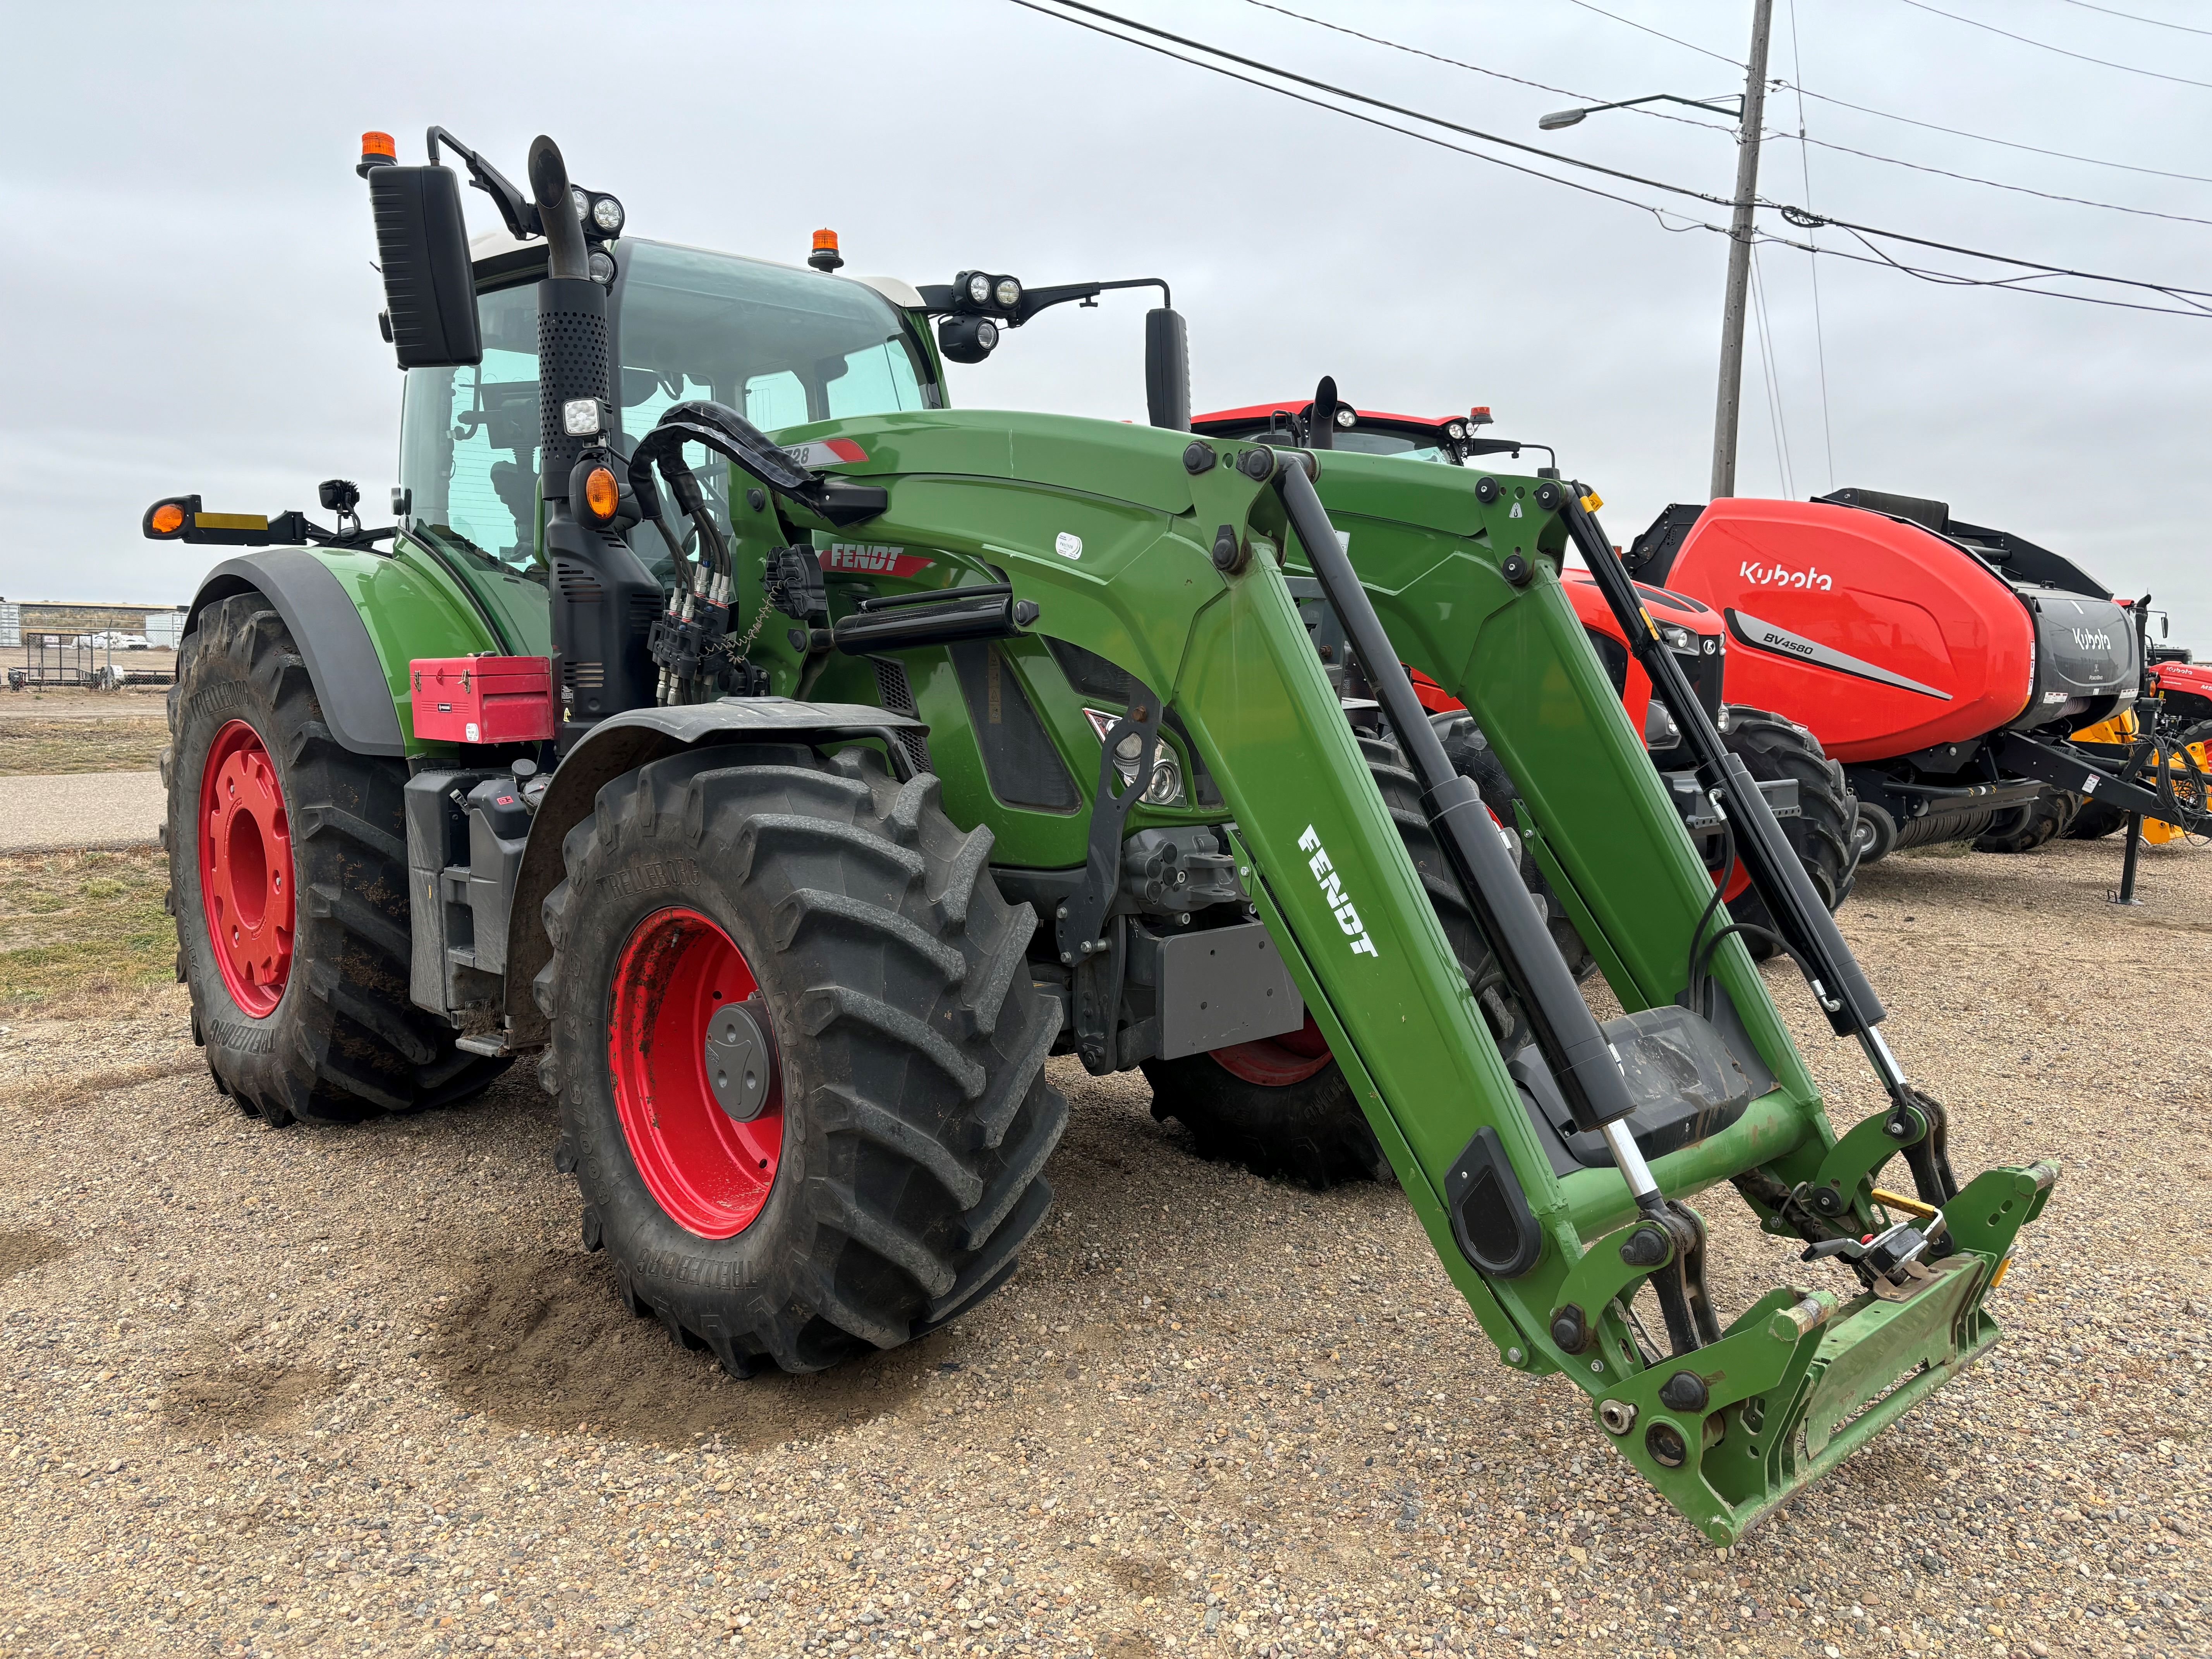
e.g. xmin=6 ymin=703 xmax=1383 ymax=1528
xmin=1738 ymin=560 xmax=1834 ymax=592
xmin=1298 ymin=826 xmax=1379 ymax=958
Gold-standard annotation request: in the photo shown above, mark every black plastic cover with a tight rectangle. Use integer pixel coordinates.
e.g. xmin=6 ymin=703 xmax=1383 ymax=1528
xmin=1145 ymin=309 xmax=1191 ymax=432
xmin=1446 ymin=1126 xmax=1544 ymax=1278
xmin=366 ymin=166 xmax=483 ymax=370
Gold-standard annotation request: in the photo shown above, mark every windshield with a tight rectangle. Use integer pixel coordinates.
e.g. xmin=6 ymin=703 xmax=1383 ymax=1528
xmin=1330 ymin=429 xmax=1453 ymax=464
xmin=1202 ymin=419 xmax=1455 ymax=465
xmin=397 ymin=238 xmax=940 ymax=583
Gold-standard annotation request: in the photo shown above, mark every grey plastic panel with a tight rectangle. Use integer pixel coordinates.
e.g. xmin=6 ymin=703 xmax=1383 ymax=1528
xmin=1156 ymin=922 xmax=1303 ymax=1059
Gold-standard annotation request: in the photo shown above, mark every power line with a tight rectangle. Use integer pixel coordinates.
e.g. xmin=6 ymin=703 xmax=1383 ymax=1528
xmin=1016 ymin=0 xmax=1746 ymax=213
xmin=1253 ymin=2 xmax=2212 ymax=227
xmin=1006 ymin=0 xmax=2212 ymax=318
xmin=1786 ymin=129 xmax=2212 ymax=225
xmin=999 ymin=0 xmax=1728 ymax=225
xmin=1240 ymin=0 xmax=1740 ymax=133
xmin=1748 ymin=244 xmax=1795 ymax=498
xmin=1786 ymin=0 xmax=1836 ymax=490
xmin=1894 ymin=0 xmax=2212 ymax=91
xmin=2057 ymin=0 xmax=2212 ymax=37
xmin=1778 ymin=82 xmax=2212 ymax=185
xmin=1553 ymin=0 xmax=1745 ymax=69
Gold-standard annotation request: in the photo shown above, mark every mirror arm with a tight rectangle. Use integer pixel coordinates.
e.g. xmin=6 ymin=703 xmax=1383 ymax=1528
xmin=426 ymin=126 xmax=539 ymax=240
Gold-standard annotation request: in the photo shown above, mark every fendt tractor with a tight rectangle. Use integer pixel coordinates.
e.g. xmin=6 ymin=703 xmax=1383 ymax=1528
xmin=142 ymin=127 xmax=2054 ymax=1542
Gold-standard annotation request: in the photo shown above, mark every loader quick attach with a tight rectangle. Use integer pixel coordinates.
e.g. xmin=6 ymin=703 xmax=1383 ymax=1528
xmin=143 ymin=125 xmax=2056 ymax=1544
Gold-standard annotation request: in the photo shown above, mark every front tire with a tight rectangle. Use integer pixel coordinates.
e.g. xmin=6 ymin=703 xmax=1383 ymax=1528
xmin=1143 ymin=733 xmax=1518 ymax=1189
xmin=166 ymin=594 xmax=506 ymax=1125
xmin=536 ymin=745 xmax=1067 ymax=1375
xmin=1717 ymin=706 xmax=1859 ymax=957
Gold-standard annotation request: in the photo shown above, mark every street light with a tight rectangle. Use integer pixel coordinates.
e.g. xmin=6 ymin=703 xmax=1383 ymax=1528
xmin=1534 ymin=0 xmax=1776 ymax=501
xmin=1536 ymin=93 xmax=1741 ymax=132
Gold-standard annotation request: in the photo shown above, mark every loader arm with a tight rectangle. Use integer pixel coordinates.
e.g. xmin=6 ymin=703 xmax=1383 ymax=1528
xmin=737 ymin=406 xmax=2052 ymax=1542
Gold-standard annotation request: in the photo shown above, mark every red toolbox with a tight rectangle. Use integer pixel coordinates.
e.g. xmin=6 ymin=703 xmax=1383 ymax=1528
xmin=409 ymin=656 xmax=556 ymax=745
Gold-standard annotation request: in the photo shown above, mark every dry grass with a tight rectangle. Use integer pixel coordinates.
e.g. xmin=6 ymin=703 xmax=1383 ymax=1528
xmin=0 ymin=846 xmax=176 ymax=1017
xmin=0 ymin=716 xmax=169 ymax=776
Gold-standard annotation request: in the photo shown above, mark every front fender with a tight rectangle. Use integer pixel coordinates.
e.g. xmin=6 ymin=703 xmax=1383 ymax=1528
xmin=500 ymin=699 xmax=929 ymax=1046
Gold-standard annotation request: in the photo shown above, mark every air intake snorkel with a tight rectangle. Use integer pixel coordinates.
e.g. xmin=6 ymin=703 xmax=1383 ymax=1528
xmin=528 ymin=135 xmax=661 ymax=745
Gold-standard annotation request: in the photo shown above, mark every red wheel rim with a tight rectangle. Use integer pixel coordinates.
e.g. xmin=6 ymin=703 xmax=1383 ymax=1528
xmin=608 ymin=908 xmax=785 ymax=1240
xmin=199 ymin=719 xmax=294 ymax=1018
xmin=1210 ymin=1011 xmax=1333 ymax=1087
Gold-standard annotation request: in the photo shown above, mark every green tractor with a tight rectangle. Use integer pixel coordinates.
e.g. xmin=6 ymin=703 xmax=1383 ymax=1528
xmin=143 ymin=126 xmax=2054 ymax=1540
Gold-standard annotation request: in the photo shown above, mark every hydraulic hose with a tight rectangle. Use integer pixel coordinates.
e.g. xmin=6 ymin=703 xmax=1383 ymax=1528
xmin=527 ymin=136 xmax=589 ymax=281
xmin=1273 ymin=457 xmax=1649 ymax=1158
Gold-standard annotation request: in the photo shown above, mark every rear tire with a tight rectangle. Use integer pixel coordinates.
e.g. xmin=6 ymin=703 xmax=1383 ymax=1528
xmin=1143 ymin=733 xmax=1517 ymax=1189
xmin=1973 ymin=788 xmax=2079 ymax=854
xmin=165 ymin=594 xmax=507 ymax=1126
xmin=536 ymin=745 xmax=1067 ymax=1375
xmin=1718 ymin=707 xmax=1858 ymax=958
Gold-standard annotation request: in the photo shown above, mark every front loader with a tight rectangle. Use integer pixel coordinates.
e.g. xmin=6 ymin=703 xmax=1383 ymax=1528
xmin=142 ymin=126 xmax=2055 ymax=1541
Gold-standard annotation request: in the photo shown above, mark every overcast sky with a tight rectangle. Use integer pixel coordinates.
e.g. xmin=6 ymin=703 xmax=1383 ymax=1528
xmin=6 ymin=0 xmax=2207 ymax=646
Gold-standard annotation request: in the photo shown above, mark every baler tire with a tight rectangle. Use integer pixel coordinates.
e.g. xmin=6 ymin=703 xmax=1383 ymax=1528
xmin=1431 ymin=713 xmax=1596 ymax=980
xmin=1973 ymin=788 xmax=2080 ymax=855
xmin=1143 ymin=733 xmax=1518 ymax=1190
xmin=1852 ymin=800 xmax=1899 ymax=865
xmin=165 ymin=593 xmax=508 ymax=1127
xmin=2065 ymin=800 xmax=2128 ymax=840
xmin=536 ymin=745 xmax=1067 ymax=1377
xmin=1717 ymin=707 xmax=1859 ymax=959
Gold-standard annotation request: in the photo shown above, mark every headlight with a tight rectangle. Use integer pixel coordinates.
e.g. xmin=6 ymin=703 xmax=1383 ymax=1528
xmin=1657 ymin=622 xmax=1698 ymax=653
xmin=587 ymin=249 xmax=617 ymax=285
xmin=966 ymin=272 xmax=992 ymax=306
xmin=994 ymin=276 xmax=1022 ymax=309
xmin=570 ymin=185 xmax=591 ymax=222
xmin=1334 ymin=406 xmax=1356 ymax=428
xmin=1144 ymin=754 xmax=1184 ymax=806
xmin=1447 ymin=422 xmax=1465 ymax=440
xmin=591 ymin=194 xmax=625 ymax=234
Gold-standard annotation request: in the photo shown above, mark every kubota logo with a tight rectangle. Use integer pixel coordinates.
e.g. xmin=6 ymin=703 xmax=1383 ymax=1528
xmin=2069 ymin=627 xmax=2112 ymax=651
xmin=1739 ymin=560 xmax=1833 ymax=592
xmin=1298 ymin=826 xmax=1379 ymax=958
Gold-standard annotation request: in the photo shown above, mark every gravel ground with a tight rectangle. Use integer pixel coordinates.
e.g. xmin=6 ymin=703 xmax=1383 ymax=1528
xmin=1 ymin=834 xmax=2207 ymax=1659
xmin=0 ymin=773 xmax=165 ymax=852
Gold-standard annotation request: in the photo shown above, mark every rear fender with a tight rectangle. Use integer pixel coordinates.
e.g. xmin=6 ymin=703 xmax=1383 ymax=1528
xmin=499 ymin=700 xmax=929 ymax=1045
xmin=187 ymin=552 xmax=409 ymax=756
xmin=186 ymin=543 xmax=507 ymax=756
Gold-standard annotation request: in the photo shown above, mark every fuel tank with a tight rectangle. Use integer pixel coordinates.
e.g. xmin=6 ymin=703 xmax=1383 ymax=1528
xmin=1647 ymin=498 xmax=2135 ymax=764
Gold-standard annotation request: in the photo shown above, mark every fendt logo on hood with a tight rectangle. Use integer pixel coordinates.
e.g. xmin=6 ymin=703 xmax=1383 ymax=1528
xmin=2069 ymin=627 xmax=2112 ymax=652
xmin=1739 ymin=560 xmax=1833 ymax=592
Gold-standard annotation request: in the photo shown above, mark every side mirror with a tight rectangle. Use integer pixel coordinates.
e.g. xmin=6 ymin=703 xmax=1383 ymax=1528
xmin=365 ymin=165 xmax=483 ymax=369
xmin=1144 ymin=308 xmax=1190 ymax=431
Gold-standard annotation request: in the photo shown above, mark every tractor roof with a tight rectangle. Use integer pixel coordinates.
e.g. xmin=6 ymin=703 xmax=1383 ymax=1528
xmin=464 ymin=230 xmax=926 ymax=311
xmin=1194 ymin=399 xmax=1452 ymax=430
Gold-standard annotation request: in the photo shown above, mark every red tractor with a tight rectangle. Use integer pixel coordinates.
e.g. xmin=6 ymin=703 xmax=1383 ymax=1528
xmin=1190 ymin=395 xmax=1861 ymax=956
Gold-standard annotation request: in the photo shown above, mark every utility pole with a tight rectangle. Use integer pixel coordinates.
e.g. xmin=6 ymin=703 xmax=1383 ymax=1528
xmin=1709 ymin=0 xmax=1775 ymax=501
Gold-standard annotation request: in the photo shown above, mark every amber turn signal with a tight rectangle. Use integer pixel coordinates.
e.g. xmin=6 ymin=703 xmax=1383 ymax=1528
xmin=582 ymin=465 xmax=620 ymax=524
xmin=149 ymin=502 xmax=185 ymax=535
